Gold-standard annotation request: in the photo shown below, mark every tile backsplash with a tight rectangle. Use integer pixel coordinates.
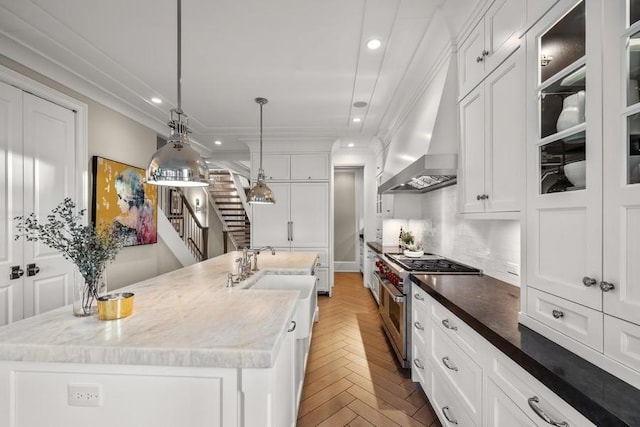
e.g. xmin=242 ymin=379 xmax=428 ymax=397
xmin=390 ymin=186 xmax=521 ymax=286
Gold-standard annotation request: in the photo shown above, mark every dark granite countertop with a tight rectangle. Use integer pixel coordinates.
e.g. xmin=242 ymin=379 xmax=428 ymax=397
xmin=410 ymin=273 xmax=640 ymax=427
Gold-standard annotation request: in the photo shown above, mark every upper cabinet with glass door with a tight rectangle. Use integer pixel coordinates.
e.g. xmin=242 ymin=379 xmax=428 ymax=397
xmin=627 ymin=2 xmax=640 ymax=184
xmin=537 ymin=2 xmax=587 ymax=194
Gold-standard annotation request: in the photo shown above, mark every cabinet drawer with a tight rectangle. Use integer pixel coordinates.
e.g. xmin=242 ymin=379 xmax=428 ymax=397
xmin=604 ymin=315 xmax=640 ymax=373
xmin=430 ymin=368 xmax=478 ymax=427
xmin=430 ymin=298 xmax=484 ymax=361
xmin=412 ymin=332 xmax=429 ymax=388
xmin=412 ymin=283 xmax=429 ymax=312
xmin=429 ymin=324 xmax=483 ymax=425
xmin=485 ymin=377 xmax=536 ymax=426
xmin=412 ymin=301 xmax=429 ymax=343
xmin=527 ymin=287 xmax=603 ymax=351
xmin=290 ymin=154 xmax=329 ymax=181
xmin=486 ymin=345 xmax=596 ymax=427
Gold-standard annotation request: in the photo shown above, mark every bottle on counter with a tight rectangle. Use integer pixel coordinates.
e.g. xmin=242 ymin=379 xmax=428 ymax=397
xmin=399 ymin=226 xmax=403 ymax=251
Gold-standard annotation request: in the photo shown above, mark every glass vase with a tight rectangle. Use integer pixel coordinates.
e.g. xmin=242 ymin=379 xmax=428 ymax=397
xmin=73 ymin=266 xmax=107 ymax=317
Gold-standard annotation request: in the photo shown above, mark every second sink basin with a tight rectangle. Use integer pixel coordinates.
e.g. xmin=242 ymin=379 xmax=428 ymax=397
xmin=247 ymin=275 xmax=317 ymax=339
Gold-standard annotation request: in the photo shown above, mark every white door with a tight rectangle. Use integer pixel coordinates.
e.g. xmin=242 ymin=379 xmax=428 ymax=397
xmin=0 ymin=81 xmax=24 ymax=326
xmin=290 ymin=154 xmax=329 ymax=180
xmin=21 ymin=93 xmax=77 ymax=318
xmin=251 ymin=182 xmax=290 ymax=248
xmin=460 ymin=85 xmax=486 ymax=213
xmin=485 ymin=48 xmax=524 ymax=212
xmin=290 ymin=183 xmax=328 ymax=248
xmin=458 ymin=20 xmax=485 ymax=97
xmin=483 ymin=0 xmax=525 ymax=73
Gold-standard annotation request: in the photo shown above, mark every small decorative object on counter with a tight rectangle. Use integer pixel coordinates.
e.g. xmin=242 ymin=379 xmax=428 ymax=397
xmin=97 ymin=292 xmax=134 ymax=320
xmin=400 ymin=229 xmax=415 ymax=250
xmin=14 ymin=198 xmax=127 ymax=317
xmin=398 ymin=226 xmax=404 ymax=250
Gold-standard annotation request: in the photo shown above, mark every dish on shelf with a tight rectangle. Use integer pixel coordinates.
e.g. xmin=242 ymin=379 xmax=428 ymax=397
xmin=556 ymin=90 xmax=586 ymax=133
xmin=564 ymin=160 xmax=586 ymax=187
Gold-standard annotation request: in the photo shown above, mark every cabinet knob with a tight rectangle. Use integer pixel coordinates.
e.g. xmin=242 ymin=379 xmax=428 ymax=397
xmin=552 ymin=309 xmax=564 ymax=319
xmin=10 ymin=266 xmax=24 ymax=280
xmin=600 ymin=281 xmax=615 ymax=292
xmin=476 ymin=194 xmax=489 ymax=200
xmin=287 ymin=320 xmax=297 ymax=332
xmin=413 ymin=358 xmax=425 ymax=370
xmin=414 ymin=321 xmax=424 ymax=331
xmin=476 ymin=55 xmax=484 ymax=63
xmin=414 ymin=293 xmax=424 ymax=301
xmin=27 ymin=263 xmax=40 ymax=277
xmin=582 ymin=276 xmax=597 ymax=287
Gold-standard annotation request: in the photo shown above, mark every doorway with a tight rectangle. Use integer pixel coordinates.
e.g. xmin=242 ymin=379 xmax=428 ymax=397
xmin=334 ymin=167 xmax=364 ymax=272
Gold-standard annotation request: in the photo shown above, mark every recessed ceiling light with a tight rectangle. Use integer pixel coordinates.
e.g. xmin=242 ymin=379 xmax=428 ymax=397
xmin=214 ymin=140 xmax=222 ymax=145
xmin=352 ymin=118 xmax=361 ymax=123
xmin=348 ymin=142 xmax=355 ymax=148
xmin=367 ymin=39 xmax=381 ymax=50
xmin=353 ymin=101 xmax=368 ymax=108
xmin=151 ymin=97 xmax=162 ymax=104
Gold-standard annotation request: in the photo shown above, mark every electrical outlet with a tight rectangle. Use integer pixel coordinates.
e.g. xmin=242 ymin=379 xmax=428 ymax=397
xmin=68 ymin=383 xmax=102 ymax=407
xmin=506 ymin=262 xmax=520 ymax=276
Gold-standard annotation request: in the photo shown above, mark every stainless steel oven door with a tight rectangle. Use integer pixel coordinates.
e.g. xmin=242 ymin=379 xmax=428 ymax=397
xmin=377 ymin=272 xmax=406 ymax=364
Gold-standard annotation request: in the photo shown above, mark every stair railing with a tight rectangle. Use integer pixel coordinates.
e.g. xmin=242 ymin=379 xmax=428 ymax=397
xmin=158 ymin=187 xmax=208 ymax=261
xmin=207 ymin=169 xmax=251 ymax=251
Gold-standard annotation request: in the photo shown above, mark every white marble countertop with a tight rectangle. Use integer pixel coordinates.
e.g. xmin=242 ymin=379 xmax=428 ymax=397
xmin=0 ymin=251 xmax=319 ymax=369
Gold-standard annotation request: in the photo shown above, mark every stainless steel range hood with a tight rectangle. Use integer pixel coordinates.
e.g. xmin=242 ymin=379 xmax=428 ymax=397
xmin=377 ymin=153 xmax=457 ymax=193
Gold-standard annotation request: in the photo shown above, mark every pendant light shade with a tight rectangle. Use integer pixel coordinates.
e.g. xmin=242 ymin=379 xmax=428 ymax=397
xmin=146 ymin=0 xmax=209 ymax=187
xmin=247 ymin=97 xmax=275 ymax=204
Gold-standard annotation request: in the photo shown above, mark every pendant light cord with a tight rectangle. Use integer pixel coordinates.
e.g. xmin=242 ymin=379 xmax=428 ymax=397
xmin=176 ymin=0 xmax=182 ymax=114
xmin=259 ymin=101 xmax=263 ymax=171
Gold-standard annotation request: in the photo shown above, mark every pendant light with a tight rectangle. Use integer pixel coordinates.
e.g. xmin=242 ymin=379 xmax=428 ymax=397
xmin=146 ymin=0 xmax=209 ymax=187
xmin=247 ymin=97 xmax=276 ymax=204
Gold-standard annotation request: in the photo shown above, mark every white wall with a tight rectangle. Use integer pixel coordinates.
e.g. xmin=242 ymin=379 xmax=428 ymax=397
xmin=0 ymin=55 xmax=183 ymax=291
xmin=419 ymin=186 xmax=520 ymax=286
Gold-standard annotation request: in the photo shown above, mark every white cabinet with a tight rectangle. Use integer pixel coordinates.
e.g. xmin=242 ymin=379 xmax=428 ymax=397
xmin=525 ymin=0 xmax=559 ymax=30
xmin=460 ymin=47 xmax=524 ymax=215
xmin=0 ymin=80 xmax=81 ymax=326
xmin=364 ymin=248 xmax=379 ymax=303
xmin=458 ymin=0 xmax=526 ymax=97
xmin=252 ymin=183 xmax=328 ymax=248
xmin=522 ymin=0 xmax=640 ymax=381
xmin=411 ymin=287 xmax=596 ymax=427
xmin=252 ymin=182 xmax=330 ymax=294
xmin=251 ymin=153 xmax=329 ymax=181
xmin=485 ymin=344 xmax=595 ymax=427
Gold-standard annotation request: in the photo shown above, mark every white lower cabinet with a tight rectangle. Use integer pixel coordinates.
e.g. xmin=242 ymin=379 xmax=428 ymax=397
xmin=485 ymin=378 xmax=536 ymax=426
xmin=485 ymin=345 xmax=594 ymax=427
xmin=411 ymin=283 xmax=595 ymax=427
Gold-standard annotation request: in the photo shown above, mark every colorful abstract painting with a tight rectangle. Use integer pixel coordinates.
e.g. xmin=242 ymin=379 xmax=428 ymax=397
xmin=92 ymin=156 xmax=157 ymax=246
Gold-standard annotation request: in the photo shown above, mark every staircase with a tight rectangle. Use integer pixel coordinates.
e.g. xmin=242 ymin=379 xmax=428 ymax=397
xmin=208 ymin=169 xmax=251 ymax=250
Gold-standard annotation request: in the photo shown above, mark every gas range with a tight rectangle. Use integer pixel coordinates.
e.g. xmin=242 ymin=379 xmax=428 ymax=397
xmin=384 ymin=253 xmax=482 ymax=275
xmin=374 ymin=251 xmax=481 ymax=369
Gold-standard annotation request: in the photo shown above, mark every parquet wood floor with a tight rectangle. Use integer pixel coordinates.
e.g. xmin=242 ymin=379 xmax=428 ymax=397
xmin=297 ymin=272 xmax=442 ymax=427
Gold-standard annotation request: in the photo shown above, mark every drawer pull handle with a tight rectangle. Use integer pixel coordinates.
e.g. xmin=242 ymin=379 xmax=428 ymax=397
xmin=442 ymin=319 xmax=458 ymax=331
xmin=414 ymin=293 xmax=425 ymax=301
xmin=600 ymin=281 xmax=615 ymax=292
xmin=413 ymin=358 xmax=425 ymax=370
xmin=442 ymin=356 xmax=459 ymax=371
xmin=527 ymin=396 xmax=569 ymax=427
xmin=441 ymin=406 xmax=459 ymax=424
xmin=414 ymin=321 xmax=424 ymax=331
xmin=288 ymin=321 xmax=296 ymax=332
xmin=582 ymin=276 xmax=597 ymax=287
xmin=552 ymin=309 xmax=564 ymax=319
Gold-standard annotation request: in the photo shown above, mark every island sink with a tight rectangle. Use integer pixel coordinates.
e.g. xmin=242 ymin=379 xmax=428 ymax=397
xmin=246 ymin=275 xmax=317 ymax=339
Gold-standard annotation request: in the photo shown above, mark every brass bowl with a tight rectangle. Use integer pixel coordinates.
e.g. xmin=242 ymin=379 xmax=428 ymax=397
xmin=97 ymin=292 xmax=134 ymax=320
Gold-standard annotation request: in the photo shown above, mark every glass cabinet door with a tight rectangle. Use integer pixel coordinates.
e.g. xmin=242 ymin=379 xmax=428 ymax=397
xmin=627 ymin=8 xmax=640 ymax=184
xmin=537 ymin=1 xmax=586 ymax=194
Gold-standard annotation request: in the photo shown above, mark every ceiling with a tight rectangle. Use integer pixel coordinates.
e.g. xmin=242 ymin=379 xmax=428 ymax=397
xmin=0 ymin=0 xmax=479 ymax=159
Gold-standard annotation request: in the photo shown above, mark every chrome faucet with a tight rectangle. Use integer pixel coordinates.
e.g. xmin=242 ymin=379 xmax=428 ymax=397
xmin=235 ymin=248 xmax=253 ymax=280
xmin=250 ymin=246 xmax=276 ymax=272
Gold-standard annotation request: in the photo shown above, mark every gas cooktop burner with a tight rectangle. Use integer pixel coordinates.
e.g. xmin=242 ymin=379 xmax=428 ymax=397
xmin=384 ymin=253 xmax=482 ymax=274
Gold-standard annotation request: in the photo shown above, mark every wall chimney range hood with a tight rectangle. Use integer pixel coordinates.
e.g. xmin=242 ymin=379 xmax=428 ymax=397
xmin=377 ymin=154 xmax=457 ymax=194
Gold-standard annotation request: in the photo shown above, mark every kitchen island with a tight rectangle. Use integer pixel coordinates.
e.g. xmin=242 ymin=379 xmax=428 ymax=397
xmin=0 ymin=251 xmax=319 ymax=427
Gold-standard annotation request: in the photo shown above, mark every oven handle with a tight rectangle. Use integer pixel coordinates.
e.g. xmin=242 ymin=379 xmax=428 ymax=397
xmin=378 ymin=275 xmax=405 ymax=303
